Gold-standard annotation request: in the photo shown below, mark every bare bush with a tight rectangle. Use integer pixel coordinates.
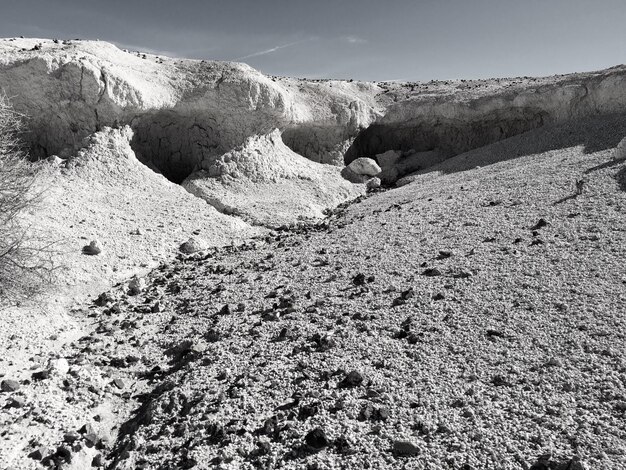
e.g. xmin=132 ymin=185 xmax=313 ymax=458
xmin=0 ymin=93 xmax=55 ymax=305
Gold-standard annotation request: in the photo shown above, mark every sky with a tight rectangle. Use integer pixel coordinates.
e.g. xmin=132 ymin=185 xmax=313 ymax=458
xmin=2 ymin=0 xmax=626 ymax=81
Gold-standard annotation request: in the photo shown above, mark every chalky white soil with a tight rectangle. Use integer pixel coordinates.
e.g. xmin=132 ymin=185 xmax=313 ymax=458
xmin=3 ymin=114 xmax=624 ymax=469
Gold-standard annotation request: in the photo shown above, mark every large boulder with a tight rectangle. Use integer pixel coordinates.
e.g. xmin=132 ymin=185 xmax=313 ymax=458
xmin=347 ymin=157 xmax=381 ymax=176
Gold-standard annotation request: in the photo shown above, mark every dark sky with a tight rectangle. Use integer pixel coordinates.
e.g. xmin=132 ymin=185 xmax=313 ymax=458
xmin=3 ymin=0 xmax=626 ymax=81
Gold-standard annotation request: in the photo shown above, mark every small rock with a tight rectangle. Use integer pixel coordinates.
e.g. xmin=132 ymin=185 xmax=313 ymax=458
xmin=305 ymin=427 xmax=329 ymax=449
xmin=92 ymin=454 xmax=103 ymax=467
xmin=112 ymin=378 xmax=125 ymax=389
xmin=82 ymin=240 xmax=102 ymax=255
xmin=352 ymin=273 xmax=366 ymax=286
xmin=334 ymin=435 xmax=353 ymax=454
xmin=48 ymin=155 xmax=65 ymax=166
xmin=28 ymin=446 xmax=49 ymax=461
xmin=128 ymin=276 xmax=146 ymax=295
xmin=49 ymin=358 xmax=70 ymax=375
xmin=546 ymin=357 xmax=562 ymax=367
xmin=179 ymin=237 xmax=205 ymax=254
xmin=32 ymin=370 xmax=50 ymax=381
xmin=422 ymin=268 xmax=442 ymax=277
xmin=55 ymin=445 xmax=72 ymax=463
xmin=338 ymin=370 xmax=364 ymax=388
xmin=79 ymin=423 xmax=95 ymax=435
xmin=366 ymin=177 xmax=382 ymax=190
xmin=1 ymin=379 xmax=20 ymax=392
xmin=64 ymin=431 xmax=80 ymax=443
xmin=393 ymin=439 xmax=420 ymax=456
xmin=95 ymin=292 xmax=114 ymax=306
xmin=531 ymin=218 xmax=549 ymax=230
xmin=7 ymin=396 xmax=25 ymax=408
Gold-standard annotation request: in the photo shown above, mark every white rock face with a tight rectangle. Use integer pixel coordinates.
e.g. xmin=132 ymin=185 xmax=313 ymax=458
xmin=347 ymin=157 xmax=381 ymax=176
xmin=0 ymin=38 xmax=382 ymax=179
xmin=24 ymin=125 xmax=261 ymax=295
xmin=346 ymin=67 xmax=626 ymax=181
xmin=5 ymin=37 xmax=626 ymax=197
xmin=183 ymin=130 xmax=364 ymax=227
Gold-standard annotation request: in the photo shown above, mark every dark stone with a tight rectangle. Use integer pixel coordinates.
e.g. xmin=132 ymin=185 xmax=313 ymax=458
xmin=338 ymin=370 xmax=364 ymax=388
xmin=305 ymin=427 xmax=329 ymax=449
xmin=28 ymin=446 xmax=49 ymax=461
xmin=55 ymin=445 xmax=72 ymax=463
xmin=64 ymin=431 xmax=80 ymax=443
xmin=334 ymin=435 xmax=353 ymax=454
xmin=352 ymin=273 xmax=366 ymax=286
xmin=112 ymin=378 xmax=125 ymax=389
xmin=79 ymin=423 xmax=95 ymax=435
xmin=393 ymin=440 xmax=420 ymax=456
xmin=491 ymin=375 xmax=510 ymax=387
xmin=92 ymin=453 xmax=103 ymax=467
xmin=422 ymin=268 xmax=442 ymax=277
xmin=256 ymin=440 xmax=271 ymax=455
xmin=401 ymin=288 xmax=414 ymax=300
xmin=7 ymin=396 xmax=25 ymax=408
xmin=531 ymin=218 xmax=549 ymax=230
xmin=298 ymin=402 xmax=320 ymax=420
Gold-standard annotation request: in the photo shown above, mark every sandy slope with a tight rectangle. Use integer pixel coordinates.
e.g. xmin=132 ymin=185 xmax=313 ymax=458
xmin=2 ymin=114 xmax=623 ymax=469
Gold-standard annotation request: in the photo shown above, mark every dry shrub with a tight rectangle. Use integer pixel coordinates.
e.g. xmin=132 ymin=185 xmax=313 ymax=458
xmin=0 ymin=93 xmax=56 ymax=305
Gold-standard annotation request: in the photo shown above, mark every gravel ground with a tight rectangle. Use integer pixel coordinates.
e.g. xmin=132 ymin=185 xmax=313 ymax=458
xmin=2 ymin=114 xmax=626 ymax=469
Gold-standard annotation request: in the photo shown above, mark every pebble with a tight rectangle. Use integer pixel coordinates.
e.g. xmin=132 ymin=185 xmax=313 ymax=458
xmin=82 ymin=240 xmax=102 ymax=255
xmin=32 ymin=370 xmax=50 ymax=380
xmin=422 ymin=267 xmax=442 ymax=277
xmin=28 ymin=446 xmax=49 ymax=461
xmin=338 ymin=370 xmax=364 ymax=388
xmin=393 ymin=439 xmax=420 ymax=456
xmin=179 ymin=237 xmax=205 ymax=254
xmin=112 ymin=378 xmax=125 ymax=389
xmin=1 ymin=379 xmax=20 ymax=392
xmin=366 ymin=177 xmax=382 ymax=190
xmin=7 ymin=396 xmax=25 ymax=408
xmin=305 ymin=428 xmax=329 ymax=449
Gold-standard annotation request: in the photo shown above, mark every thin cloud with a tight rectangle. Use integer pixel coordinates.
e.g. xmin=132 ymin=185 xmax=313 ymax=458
xmin=342 ymin=35 xmax=368 ymax=45
xmin=234 ymin=38 xmax=312 ymax=61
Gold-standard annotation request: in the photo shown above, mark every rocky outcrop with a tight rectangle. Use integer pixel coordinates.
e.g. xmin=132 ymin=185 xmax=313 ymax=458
xmin=4 ymin=37 xmax=626 ymax=195
xmin=345 ymin=67 xmax=626 ymax=181
xmin=0 ymin=38 xmax=382 ymax=182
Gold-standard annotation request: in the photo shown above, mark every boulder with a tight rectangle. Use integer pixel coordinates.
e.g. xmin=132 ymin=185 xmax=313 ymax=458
xmin=341 ymin=166 xmax=369 ymax=184
xmin=348 ymin=157 xmax=381 ymax=176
